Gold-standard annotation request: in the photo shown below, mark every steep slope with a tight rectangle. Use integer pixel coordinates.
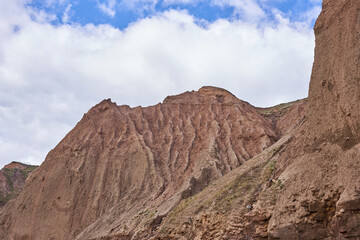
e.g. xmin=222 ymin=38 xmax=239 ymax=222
xmin=256 ymin=99 xmax=307 ymax=136
xmin=150 ymin=130 xmax=298 ymax=240
xmin=153 ymin=1 xmax=360 ymax=239
xmin=0 ymin=162 xmax=37 ymax=207
xmin=268 ymin=0 xmax=360 ymax=238
xmin=0 ymin=86 xmax=305 ymax=239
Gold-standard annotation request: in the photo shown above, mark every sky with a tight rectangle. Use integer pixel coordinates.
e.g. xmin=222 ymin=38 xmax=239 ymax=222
xmin=0 ymin=0 xmax=322 ymax=168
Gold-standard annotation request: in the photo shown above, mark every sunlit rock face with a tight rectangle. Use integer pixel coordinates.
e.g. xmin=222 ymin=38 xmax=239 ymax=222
xmin=0 ymin=85 xmax=295 ymax=239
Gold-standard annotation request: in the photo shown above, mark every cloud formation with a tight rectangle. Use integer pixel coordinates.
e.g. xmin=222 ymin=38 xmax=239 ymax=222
xmin=98 ymin=0 xmax=117 ymax=17
xmin=0 ymin=0 xmax=320 ymax=168
xmin=211 ymin=0 xmax=266 ymax=21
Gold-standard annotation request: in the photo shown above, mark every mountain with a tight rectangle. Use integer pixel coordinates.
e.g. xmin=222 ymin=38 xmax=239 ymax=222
xmin=1 ymin=0 xmax=359 ymax=239
xmin=0 ymin=87 xmax=305 ymax=239
xmin=0 ymin=162 xmax=37 ymax=207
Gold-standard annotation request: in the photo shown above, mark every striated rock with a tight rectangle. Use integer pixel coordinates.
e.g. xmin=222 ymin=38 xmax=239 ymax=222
xmin=151 ymin=131 xmax=296 ymax=240
xmin=0 ymin=86 xmax=303 ymax=239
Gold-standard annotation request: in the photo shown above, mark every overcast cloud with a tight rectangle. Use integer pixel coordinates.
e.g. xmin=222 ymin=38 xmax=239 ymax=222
xmin=0 ymin=0 xmax=320 ymax=168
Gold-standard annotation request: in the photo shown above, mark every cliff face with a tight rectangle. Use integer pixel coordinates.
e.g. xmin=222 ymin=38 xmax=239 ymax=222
xmin=0 ymin=162 xmax=37 ymax=207
xmin=267 ymin=1 xmax=360 ymax=238
xmin=0 ymin=86 xmax=303 ymax=239
xmin=306 ymin=0 xmax=360 ymax=151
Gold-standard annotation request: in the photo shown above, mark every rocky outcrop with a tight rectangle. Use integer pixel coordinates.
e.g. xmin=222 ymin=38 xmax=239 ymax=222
xmin=0 ymin=86 xmax=304 ymax=239
xmin=306 ymin=0 xmax=360 ymax=151
xmin=0 ymin=162 xmax=37 ymax=207
xmin=267 ymin=1 xmax=360 ymax=238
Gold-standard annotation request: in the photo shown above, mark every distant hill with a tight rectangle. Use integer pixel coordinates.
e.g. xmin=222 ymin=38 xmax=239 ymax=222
xmin=0 ymin=162 xmax=38 ymax=206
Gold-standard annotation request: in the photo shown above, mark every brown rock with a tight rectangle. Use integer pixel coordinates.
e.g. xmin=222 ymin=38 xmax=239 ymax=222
xmin=308 ymin=200 xmax=324 ymax=213
xmin=336 ymin=187 xmax=360 ymax=211
xmin=268 ymin=0 xmax=360 ymax=238
xmin=306 ymin=0 xmax=360 ymax=151
xmin=0 ymin=86 xmax=288 ymax=239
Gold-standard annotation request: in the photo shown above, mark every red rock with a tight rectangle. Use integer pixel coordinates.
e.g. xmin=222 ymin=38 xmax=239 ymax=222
xmin=0 ymin=86 xmax=300 ymax=239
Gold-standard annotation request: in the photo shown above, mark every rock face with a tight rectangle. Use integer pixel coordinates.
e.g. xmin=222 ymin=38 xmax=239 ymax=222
xmin=307 ymin=0 xmax=360 ymax=151
xmin=0 ymin=86 xmax=304 ymax=239
xmin=267 ymin=1 xmax=360 ymax=238
xmin=0 ymin=162 xmax=37 ymax=207
xmin=156 ymin=1 xmax=360 ymax=239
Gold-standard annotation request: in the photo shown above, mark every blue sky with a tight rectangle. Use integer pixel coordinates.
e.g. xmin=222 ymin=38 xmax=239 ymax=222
xmin=27 ymin=0 xmax=321 ymax=29
xmin=0 ymin=0 xmax=322 ymax=168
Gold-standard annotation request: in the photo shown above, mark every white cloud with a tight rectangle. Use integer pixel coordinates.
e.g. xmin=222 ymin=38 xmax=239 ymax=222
xmin=301 ymin=5 xmax=322 ymax=25
xmin=0 ymin=1 xmax=317 ymax=168
xmin=98 ymin=0 xmax=117 ymax=17
xmin=118 ymin=0 xmax=266 ymax=21
xmin=162 ymin=0 xmax=202 ymax=5
xmin=211 ymin=0 xmax=266 ymax=21
xmin=119 ymin=0 xmax=159 ymax=14
xmin=62 ymin=4 xmax=73 ymax=23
